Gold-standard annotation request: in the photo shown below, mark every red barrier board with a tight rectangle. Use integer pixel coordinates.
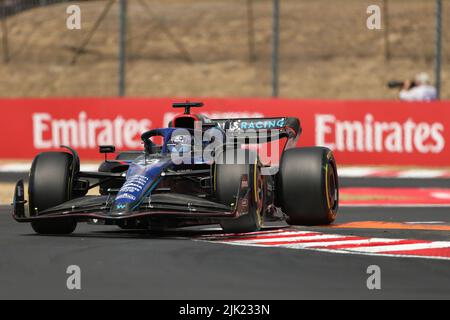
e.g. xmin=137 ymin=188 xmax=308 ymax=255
xmin=0 ymin=98 xmax=448 ymax=166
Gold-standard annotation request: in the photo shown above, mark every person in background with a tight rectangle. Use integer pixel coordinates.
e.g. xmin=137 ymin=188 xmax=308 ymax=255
xmin=399 ymin=72 xmax=437 ymax=102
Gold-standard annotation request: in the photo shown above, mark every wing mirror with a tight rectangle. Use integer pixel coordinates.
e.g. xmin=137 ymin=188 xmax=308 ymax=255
xmin=99 ymin=145 xmax=116 ymax=161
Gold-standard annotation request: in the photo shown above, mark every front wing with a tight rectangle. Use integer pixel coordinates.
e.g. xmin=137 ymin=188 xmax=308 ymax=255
xmin=12 ymin=175 xmax=253 ymax=224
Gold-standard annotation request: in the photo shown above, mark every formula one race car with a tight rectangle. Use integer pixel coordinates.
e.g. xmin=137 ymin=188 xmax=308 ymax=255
xmin=12 ymin=102 xmax=339 ymax=235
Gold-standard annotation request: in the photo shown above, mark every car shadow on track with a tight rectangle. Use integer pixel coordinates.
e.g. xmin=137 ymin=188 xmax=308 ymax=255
xmin=21 ymin=225 xmax=290 ymax=241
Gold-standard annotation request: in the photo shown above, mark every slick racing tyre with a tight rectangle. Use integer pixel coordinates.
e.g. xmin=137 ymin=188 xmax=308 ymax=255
xmin=28 ymin=152 xmax=77 ymax=235
xmin=277 ymin=147 xmax=339 ymax=226
xmin=214 ymin=150 xmax=266 ymax=233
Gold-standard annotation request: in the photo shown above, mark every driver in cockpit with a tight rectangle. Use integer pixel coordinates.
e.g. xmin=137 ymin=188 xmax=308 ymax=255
xmin=166 ymin=134 xmax=192 ymax=155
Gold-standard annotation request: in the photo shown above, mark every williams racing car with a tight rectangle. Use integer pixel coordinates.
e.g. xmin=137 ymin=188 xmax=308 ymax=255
xmin=12 ymin=102 xmax=339 ymax=234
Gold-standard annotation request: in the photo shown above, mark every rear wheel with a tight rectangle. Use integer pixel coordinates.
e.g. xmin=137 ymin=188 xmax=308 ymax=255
xmin=29 ymin=152 xmax=77 ymax=235
xmin=215 ymin=151 xmax=265 ymax=233
xmin=277 ymin=147 xmax=339 ymax=226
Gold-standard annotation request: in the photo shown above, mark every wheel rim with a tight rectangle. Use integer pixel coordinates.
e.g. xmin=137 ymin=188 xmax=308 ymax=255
xmin=254 ymin=163 xmax=264 ymax=226
xmin=326 ymin=161 xmax=339 ymax=212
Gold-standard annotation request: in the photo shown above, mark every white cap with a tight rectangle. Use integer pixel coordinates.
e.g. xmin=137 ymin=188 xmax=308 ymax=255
xmin=415 ymin=72 xmax=431 ymax=85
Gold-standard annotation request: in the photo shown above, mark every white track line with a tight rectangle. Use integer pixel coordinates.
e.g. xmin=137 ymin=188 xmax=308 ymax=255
xmin=344 ymin=241 xmax=450 ymax=253
xmin=215 ymin=238 xmax=401 ymax=248
xmin=339 ymin=167 xmax=450 ymax=179
xmin=397 ymin=169 xmax=447 ymax=179
xmin=221 ymin=234 xmax=350 ymax=244
xmin=279 ymin=238 xmax=402 ymax=249
xmin=199 ymin=231 xmax=450 ymax=261
xmin=0 ymin=164 xmax=30 ymax=172
xmin=337 ymin=167 xmax=378 ymax=177
xmin=310 ymin=248 xmax=450 ymax=262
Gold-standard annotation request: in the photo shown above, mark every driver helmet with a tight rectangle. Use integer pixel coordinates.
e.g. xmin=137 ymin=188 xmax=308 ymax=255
xmin=167 ymin=134 xmax=191 ymax=154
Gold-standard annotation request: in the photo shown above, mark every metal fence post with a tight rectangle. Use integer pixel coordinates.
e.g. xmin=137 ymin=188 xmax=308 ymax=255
xmin=272 ymin=0 xmax=280 ymax=98
xmin=383 ymin=0 xmax=390 ymax=61
xmin=119 ymin=0 xmax=127 ymax=97
xmin=1 ymin=2 xmax=10 ymax=63
xmin=246 ymin=0 xmax=256 ymax=63
xmin=434 ymin=0 xmax=442 ymax=100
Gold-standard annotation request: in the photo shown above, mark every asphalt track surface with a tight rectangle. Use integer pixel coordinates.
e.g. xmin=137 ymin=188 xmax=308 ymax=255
xmin=0 ymin=177 xmax=449 ymax=299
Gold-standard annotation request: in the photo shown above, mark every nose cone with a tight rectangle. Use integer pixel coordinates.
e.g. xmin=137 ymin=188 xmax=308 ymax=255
xmin=110 ymin=202 xmax=133 ymax=217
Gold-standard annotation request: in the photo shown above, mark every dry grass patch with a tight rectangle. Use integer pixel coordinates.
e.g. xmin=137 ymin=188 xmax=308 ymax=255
xmin=0 ymin=0 xmax=448 ymax=99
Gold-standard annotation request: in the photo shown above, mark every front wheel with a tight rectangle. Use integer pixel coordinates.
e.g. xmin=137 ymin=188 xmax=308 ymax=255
xmin=214 ymin=151 xmax=265 ymax=233
xmin=29 ymin=152 xmax=78 ymax=235
xmin=277 ymin=147 xmax=339 ymax=226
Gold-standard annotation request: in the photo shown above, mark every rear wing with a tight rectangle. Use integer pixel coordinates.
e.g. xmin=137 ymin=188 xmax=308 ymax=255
xmin=212 ymin=117 xmax=301 ymax=141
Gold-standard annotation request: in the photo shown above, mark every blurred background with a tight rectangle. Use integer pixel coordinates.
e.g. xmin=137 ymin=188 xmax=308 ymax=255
xmin=0 ymin=0 xmax=448 ymax=99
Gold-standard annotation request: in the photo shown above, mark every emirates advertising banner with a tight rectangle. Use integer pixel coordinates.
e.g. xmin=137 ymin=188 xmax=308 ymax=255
xmin=0 ymin=98 xmax=448 ymax=166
